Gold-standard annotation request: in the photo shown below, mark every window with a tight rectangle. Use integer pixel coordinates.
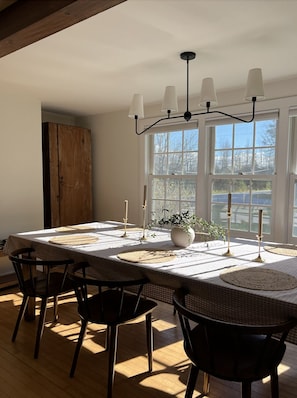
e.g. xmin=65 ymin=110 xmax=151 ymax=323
xmin=145 ymin=98 xmax=297 ymax=242
xmin=289 ymin=114 xmax=297 ymax=240
xmin=211 ymin=178 xmax=272 ymax=233
xmin=213 ymin=120 xmax=276 ymax=175
xmin=149 ymin=124 xmax=198 ymax=222
xmin=209 ymin=117 xmax=277 ymax=235
xmin=292 ymin=179 xmax=297 ymax=237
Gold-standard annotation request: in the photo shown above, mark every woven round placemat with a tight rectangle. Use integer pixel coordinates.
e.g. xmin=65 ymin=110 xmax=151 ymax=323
xmin=56 ymin=225 xmax=97 ymax=232
xmin=117 ymin=249 xmax=176 ymax=264
xmin=220 ymin=266 xmax=297 ymax=291
xmin=264 ymin=245 xmax=297 ymax=257
xmin=49 ymin=234 xmax=99 ymax=246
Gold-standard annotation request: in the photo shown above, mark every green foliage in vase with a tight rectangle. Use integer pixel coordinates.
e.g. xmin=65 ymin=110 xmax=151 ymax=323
xmin=152 ymin=210 xmax=226 ymax=240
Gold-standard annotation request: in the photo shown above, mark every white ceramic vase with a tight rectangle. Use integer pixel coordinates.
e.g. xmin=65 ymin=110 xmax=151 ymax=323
xmin=171 ymin=226 xmax=195 ymax=248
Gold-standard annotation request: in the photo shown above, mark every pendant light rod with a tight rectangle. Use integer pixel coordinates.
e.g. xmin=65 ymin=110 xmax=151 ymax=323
xmin=181 ymin=51 xmax=195 ymax=122
xmin=128 ymin=51 xmax=264 ymax=135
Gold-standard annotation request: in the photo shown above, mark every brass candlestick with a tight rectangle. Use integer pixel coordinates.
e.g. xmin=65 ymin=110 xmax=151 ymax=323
xmin=140 ymin=204 xmax=147 ymax=241
xmin=122 ymin=199 xmax=129 ymax=237
xmin=254 ymin=234 xmax=264 ymax=262
xmin=224 ymin=211 xmax=232 ymax=256
xmin=254 ymin=209 xmax=264 ymax=262
xmin=121 ymin=218 xmax=128 ymax=237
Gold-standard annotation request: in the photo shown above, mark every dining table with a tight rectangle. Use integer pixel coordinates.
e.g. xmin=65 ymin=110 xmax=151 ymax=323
xmin=5 ymin=220 xmax=297 ymax=343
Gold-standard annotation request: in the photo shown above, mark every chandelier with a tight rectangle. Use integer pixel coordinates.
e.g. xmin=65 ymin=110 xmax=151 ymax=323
xmin=128 ymin=51 xmax=264 ymax=135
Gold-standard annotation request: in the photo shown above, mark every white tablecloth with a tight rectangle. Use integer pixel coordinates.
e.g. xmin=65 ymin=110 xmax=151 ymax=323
xmin=6 ymin=221 xmax=297 ymax=341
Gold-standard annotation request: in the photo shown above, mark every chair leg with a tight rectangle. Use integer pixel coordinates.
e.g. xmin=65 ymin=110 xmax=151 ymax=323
xmin=270 ymin=368 xmax=279 ymax=398
xmin=145 ymin=313 xmax=153 ymax=372
xmin=202 ymin=372 xmax=210 ymax=396
xmin=70 ymin=319 xmax=88 ymax=377
xmin=185 ymin=365 xmax=199 ymax=398
xmin=107 ymin=325 xmax=118 ymax=398
xmin=53 ymin=296 xmax=58 ymax=322
xmin=34 ymin=297 xmax=48 ymax=359
xmin=105 ymin=325 xmax=111 ymax=351
xmin=242 ymin=381 xmax=252 ymax=398
xmin=12 ymin=295 xmax=29 ymax=342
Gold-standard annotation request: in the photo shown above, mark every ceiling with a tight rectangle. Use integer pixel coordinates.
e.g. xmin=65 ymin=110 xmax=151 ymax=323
xmin=0 ymin=0 xmax=297 ymax=117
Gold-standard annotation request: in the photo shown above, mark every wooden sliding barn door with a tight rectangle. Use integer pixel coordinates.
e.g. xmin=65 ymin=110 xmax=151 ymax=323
xmin=42 ymin=122 xmax=93 ymax=228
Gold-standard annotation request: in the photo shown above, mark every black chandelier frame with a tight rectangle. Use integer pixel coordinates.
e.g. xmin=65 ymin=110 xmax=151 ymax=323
xmin=132 ymin=51 xmax=257 ymax=136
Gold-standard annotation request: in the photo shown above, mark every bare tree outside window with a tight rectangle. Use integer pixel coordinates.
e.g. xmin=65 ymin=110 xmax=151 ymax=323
xmin=150 ymin=127 xmax=198 ymax=222
xmin=210 ymin=118 xmax=276 ymax=234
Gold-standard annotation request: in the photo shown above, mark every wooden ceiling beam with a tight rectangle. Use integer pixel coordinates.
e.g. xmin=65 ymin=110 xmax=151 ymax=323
xmin=0 ymin=0 xmax=126 ymax=58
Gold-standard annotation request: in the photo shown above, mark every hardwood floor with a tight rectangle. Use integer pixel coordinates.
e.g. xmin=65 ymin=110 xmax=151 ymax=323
xmin=1 ymin=287 xmax=297 ymax=398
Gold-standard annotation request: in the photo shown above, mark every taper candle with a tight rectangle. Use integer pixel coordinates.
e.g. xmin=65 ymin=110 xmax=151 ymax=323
xmin=227 ymin=193 xmax=232 ymax=213
xmin=124 ymin=200 xmax=128 ymax=220
xmin=143 ymin=185 xmax=147 ymax=207
xmin=258 ymin=209 xmax=263 ymax=237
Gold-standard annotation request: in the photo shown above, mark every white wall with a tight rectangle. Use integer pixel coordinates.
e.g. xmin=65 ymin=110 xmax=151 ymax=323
xmin=0 ymin=82 xmax=43 ymax=274
xmin=79 ymin=110 xmax=142 ymax=225
xmin=42 ymin=110 xmax=78 ymax=125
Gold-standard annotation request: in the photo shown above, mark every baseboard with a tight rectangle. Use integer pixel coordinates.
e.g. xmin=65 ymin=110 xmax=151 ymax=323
xmin=0 ymin=273 xmax=17 ymax=290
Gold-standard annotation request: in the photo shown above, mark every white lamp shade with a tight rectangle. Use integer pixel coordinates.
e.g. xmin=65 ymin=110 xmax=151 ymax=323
xmin=128 ymin=94 xmax=144 ymax=119
xmin=245 ymin=68 xmax=265 ymax=101
xmin=199 ymin=77 xmax=218 ymax=107
xmin=161 ymin=86 xmax=178 ymax=113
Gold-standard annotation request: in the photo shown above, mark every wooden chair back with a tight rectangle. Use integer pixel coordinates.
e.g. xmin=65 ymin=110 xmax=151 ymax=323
xmin=173 ymin=288 xmax=297 ymax=398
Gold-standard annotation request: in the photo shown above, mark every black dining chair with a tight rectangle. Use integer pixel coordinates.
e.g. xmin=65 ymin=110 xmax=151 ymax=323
xmin=173 ymin=288 xmax=297 ymax=398
xmin=9 ymin=247 xmax=74 ymax=358
xmin=69 ymin=261 xmax=157 ymax=398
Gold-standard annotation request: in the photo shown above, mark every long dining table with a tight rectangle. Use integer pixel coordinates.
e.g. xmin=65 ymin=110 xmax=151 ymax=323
xmin=5 ymin=221 xmax=297 ymax=343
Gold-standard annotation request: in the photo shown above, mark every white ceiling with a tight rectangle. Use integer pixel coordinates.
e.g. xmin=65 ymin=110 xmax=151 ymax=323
xmin=0 ymin=0 xmax=297 ymax=117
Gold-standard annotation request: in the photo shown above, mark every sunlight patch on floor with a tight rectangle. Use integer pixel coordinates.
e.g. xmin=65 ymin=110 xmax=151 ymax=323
xmin=277 ymin=364 xmax=291 ymax=374
xmin=0 ymin=292 xmax=19 ymax=302
xmin=140 ymin=372 xmax=187 ymax=396
xmin=153 ymin=318 xmax=178 ymax=332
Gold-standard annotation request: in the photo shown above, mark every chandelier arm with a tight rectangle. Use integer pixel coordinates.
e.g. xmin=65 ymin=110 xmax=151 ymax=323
xmin=196 ymin=97 xmax=257 ymax=123
xmin=135 ymin=115 xmax=175 ymax=135
xmin=201 ymin=110 xmax=255 ymax=123
xmin=135 ymin=97 xmax=257 ymax=135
